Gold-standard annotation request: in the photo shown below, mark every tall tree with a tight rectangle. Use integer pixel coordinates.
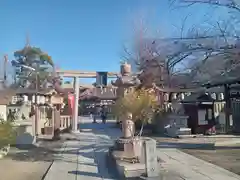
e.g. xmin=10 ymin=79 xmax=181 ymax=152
xmin=122 ymin=1 xmax=240 ymax=88
xmin=122 ymin=27 xmax=204 ymax=88
xmin=168 ymin=0 xmax=240 ymax=84
xmin=12 ymin=41 xmax=54 ymax=88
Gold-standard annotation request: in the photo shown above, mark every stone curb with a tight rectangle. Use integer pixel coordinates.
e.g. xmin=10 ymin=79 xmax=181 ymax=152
xmin=215 ymin=139 xmax=240 ymax=146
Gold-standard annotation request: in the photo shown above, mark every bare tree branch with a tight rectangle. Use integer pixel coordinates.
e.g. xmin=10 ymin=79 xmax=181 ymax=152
xmin=179 ymin=0 xmax=240 ymax=12
xmin=123 ymin=0 xmax=240 ymax=89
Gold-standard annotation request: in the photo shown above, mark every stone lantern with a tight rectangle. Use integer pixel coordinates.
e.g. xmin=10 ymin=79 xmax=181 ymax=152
xmin=110 ymin=62 xmax=160 ymax=178
xmin=111 ymin=62 xmax=142 ymax=157
xmin=112 ymin=62 xmax=141 ymax=131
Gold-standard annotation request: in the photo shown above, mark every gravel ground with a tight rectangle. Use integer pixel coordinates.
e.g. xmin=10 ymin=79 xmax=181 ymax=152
xmin=0 ymin=140 xmax=64 ymax=180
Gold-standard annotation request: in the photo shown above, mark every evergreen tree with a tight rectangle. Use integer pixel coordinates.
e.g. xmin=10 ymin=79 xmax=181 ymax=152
xmin=11 ymin=43 xmax=54 ymax=88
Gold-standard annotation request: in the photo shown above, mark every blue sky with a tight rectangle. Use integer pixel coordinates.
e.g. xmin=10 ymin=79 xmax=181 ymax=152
xmin=0 ymin=0 xmax=224 ymax=83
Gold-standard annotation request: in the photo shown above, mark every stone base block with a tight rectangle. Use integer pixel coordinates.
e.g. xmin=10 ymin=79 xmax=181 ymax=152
xmin=178 ymin=128 xmax=191 ymax=136
xmin=165 ymin=127 xmax=191 ymax=137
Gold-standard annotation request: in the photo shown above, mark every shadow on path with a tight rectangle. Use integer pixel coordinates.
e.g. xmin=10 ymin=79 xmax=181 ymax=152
xmin=6 ymin=140 xmax=64 ymax=162
xmin=66 ymin=118 xmax=121 ymax=179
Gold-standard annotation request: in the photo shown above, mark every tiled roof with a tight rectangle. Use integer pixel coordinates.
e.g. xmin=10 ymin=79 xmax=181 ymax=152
xmin=183 ymin=92 xmax=214 ymax=103
xmin=80 ymin=87 xmax=117 ymax=100
xmin=15 ymin=88 xmax=56 ymax=95
xmin=61 ymin=83 xmax=94 ymax=89
xmin=202 ymin=66 xmax=240 ymax=87
xmin=183 ymin=87 xmax=224 ymax=103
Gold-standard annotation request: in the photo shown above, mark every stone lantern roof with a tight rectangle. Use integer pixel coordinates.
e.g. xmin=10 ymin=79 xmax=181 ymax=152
xmin=111 ymin=62 xmax=141 ymax=87
xmin=111 ymin=76 xmax=141 ymax=87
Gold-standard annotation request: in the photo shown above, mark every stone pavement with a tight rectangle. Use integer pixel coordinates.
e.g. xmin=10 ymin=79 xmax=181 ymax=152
xmin=44 ymin=117 xmax=240 ymax=180
xmin=44 ymin=117 xmax=121 ymax=180
xmin=157 ymin=148 xmax=240 ymax=180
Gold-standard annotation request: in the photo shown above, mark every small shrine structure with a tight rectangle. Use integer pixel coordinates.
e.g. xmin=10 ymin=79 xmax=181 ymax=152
xmin=8 ymin=88 xmax=64 ymax=144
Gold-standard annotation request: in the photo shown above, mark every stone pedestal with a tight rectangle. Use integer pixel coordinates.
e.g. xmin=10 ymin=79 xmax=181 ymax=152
xmin=111 ymin=137 xmax=159 ymax=178
xmin=115 ymin=137 xmax=142 ymax=159
xmin=144 ymin=138 xmax=159 ymax=177
xmin=14 ymin=121 xmax=35 ymax=145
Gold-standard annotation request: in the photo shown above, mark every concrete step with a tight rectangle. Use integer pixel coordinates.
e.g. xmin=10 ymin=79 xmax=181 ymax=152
xmin=38 ymin=134 xmax=54 ymax=140
xmin=112 ymin=150 xmax=137 ymax=161
xmin=110 ymin=148 xmax=146 ymax=178
xmin=116 ymin=159 xmax=145 ymax=178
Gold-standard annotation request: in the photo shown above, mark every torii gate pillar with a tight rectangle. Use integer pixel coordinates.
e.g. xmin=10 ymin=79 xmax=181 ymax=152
xmin=73 ymin=76 xmax=79 ymax=132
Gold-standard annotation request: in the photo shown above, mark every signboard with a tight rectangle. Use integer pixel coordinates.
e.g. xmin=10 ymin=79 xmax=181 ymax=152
xmin=51 ymin=95 xmax=63 ymax=104
xmin=96 ymin=72 xmax=107 ymax=86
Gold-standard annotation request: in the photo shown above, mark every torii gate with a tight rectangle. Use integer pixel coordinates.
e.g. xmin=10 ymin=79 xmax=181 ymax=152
xmin=56 ymin=69 xmax=118 ymax=132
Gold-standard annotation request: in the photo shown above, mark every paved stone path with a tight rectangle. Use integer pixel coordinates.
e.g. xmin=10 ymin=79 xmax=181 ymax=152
xmin=157 ymin=148 xmax=240 ymax=180
xmin=44 ymin=117 xmax=121 ymax=180
xmin=44 ymin=117 xmax=240 ymax=180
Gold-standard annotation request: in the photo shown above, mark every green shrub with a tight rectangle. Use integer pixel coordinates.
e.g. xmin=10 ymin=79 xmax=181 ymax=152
xmin=113 ymin=89 xmax=159 ymax=124
xmin=0 ymin=119 xmax=17 ymax=148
